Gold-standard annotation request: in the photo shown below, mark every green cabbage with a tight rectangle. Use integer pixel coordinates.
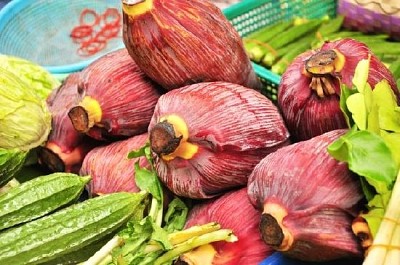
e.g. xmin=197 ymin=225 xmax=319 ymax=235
xmin=0 ymin=54 xmax=60 ymax=100
xmin=0 ymin=67 xmax=52 ymax=186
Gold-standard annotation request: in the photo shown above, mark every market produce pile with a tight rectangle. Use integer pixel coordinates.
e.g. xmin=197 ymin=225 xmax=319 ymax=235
xmin=0 ymin=0 xmax=399 ymax=265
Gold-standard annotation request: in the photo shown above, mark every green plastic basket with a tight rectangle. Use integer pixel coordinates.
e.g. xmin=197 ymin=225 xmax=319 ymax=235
xmin=223 ymin=0 xmax=337 ymax=101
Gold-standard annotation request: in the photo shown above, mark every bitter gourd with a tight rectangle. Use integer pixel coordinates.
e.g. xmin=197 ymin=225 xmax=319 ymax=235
xmin=0 ymin=191 xmax=147 ymax=265
xmin=0 ymin=172 xmax=90 ymax=231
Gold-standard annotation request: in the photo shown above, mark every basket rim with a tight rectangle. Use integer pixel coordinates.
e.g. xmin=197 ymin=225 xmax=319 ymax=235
xmin=0 ymin=0 xmax=125 ymax=74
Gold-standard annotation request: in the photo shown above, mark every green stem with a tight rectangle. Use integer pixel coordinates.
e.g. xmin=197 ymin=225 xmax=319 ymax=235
xmin=81 ymin=236 xmax=123 ymax=265
xmin=153 ymin=229 xmax=237 ymax=265
xmin=148 ymin=196 xmax=163 ymax=227
xmin=144 ymin=222 xmax=221 ymax=253
xmin=148 ymin=197 xmax=158 ymax=220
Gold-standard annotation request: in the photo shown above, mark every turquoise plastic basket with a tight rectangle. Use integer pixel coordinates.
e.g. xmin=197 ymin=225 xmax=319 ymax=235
xmin=223 ymin=0 xmax=337 ymax=101
xmin=0 ymin=0 xmax=124 ymax=74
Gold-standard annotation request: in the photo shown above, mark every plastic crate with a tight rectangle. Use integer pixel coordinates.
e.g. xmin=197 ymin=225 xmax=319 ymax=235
xmin=223 ymin=0 xmax=337 ymax=101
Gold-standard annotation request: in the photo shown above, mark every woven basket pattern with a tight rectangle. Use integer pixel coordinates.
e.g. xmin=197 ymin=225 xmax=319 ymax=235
xmin=0 ymin=0 xmax=123 ymax=70
xmin=227 ymin=0 xmax=336 ymax=37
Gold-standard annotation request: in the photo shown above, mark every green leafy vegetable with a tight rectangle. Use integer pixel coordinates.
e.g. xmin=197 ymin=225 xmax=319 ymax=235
xmin=328 ymin=55 xmax=400 ymax=264
xmin=346 ymin=93 xmax=367 ymax=130
xmin=134 ymin=162 xmax=163 ymax=202
xmin=163 ymin=197 xmax=189 ymax=233
xmin=328 ymin=130 xmax=397 ymax=194
xmin=0 ymin=67 xmax=51 ymax=151
xmin=0 ymin=67 xmax=51 ymax=186
xmin=0 ymin=54 xmax=60 ymax=100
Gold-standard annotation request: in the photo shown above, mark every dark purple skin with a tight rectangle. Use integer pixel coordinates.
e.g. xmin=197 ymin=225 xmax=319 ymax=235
xmin=148 ymin=81 xmax=290 ymax=199
xmin=122 ymin=0 xmax=262 ymax=91
xmin=247 ymin=129 xmax=364 ymax=262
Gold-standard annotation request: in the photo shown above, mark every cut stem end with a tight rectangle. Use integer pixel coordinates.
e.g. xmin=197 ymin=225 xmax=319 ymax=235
xmin=150 ymin=115 xmax=198 ymax=161
xmin=68 ymin=106 xmax=90 ymax=133
xmin=260 ymin=213 xmax=285 ymax=248
xmin=150 ymin=120 xmax=182 ymax=156
xmin=304 ymin=49 xmax=345 ymax=98
xmin=261 ymin=203 xmax=293 ymax=251
xmin=38 ymin=147 xmax=65 ymax=173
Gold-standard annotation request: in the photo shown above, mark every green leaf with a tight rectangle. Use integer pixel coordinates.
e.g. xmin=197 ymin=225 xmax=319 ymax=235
xmin=368 ymin=190 xmax=392 ymax=209
xmin=368 ymin=79 xmax=400 ymax=133
xmin=128 ymin=143 xmax=149 ymax=159
xmin=327 ymin=126 xmax=358 ymax=161
xmin=150 ymin=219 xmax=173 ymax=250
xmin=163 ymin=197 xmax=189 ymax=233
xmin=115 ymin=217 xmax=155 ymax=264
xmin=379 ymin=107 xmax=400 ymax=132
xmin=115 ymin=216 xmax=173 ymax=265
xmin=339 ymin=84 xmax=357 ymax=128
xmin=359 ymin=177 xmax=376 ymax=202
xmin=381 ymin=131 xmax=400 ymax=169
xmin=352 ymin=57 xmax=370 ymax=93
xmin=346 ymin=93 xmax=367 ymax=130
xmin=362 ymin=207 xmax=385 ymax=238
xmin=364 ymin=82 xmax=373 ymax=113
xmin=134 ymin=162 xmax=163 ymax=201
xmin=367 ymin=103 xmax=380 ymax=134
xmin=361 ymin=190 xmax=392 ymax=238
xmin=328 ymin=130 xmax=397 ymax=194
xmin=372 ymin=80 xmax=397 ymax=110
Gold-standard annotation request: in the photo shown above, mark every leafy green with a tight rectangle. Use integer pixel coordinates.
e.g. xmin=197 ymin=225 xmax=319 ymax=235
xmin=339 ymin=82 xmax=357 ymax=128
xmin=347 ymin=93 xmax=368 ymax=130
xmin=0 ymin=54 xmax=60 ymax=100
xmin=0 ymin=67 xmax=51 ymax=151
xmin=114 ymin=216 xmax=172 ymax=265
xmin=328 ymin=130 xmax=397 ymax=194
xmin=163 ymin=197 xmax=189 ymax=233
xmin=129 ymin=142 xmax=162 ymax=202
xmin=351 ymin=56 xmax=370 ymax=94
xmin=134 ymin=162 xmax=163 ymax=202
xmin=328 ymin=56 xmax=400 ymax=238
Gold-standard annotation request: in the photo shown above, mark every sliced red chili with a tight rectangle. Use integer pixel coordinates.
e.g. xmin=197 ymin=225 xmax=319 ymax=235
xmin=97 ymin=24 xmax=120 ymax=39
xmin=79 ymin=8 xmax=100 ymax=27
xmin=70 ymin=25 xmax=94 ymax=43
xmin=78 ymin=39 xmax=107 ymax=57
xmin=92 ymin=32 xmax=108 ymax=43
xmin=102 ymin=8 xmax=121 ymax=28
xmin=72 ymin=7 xmax=121 ymax=57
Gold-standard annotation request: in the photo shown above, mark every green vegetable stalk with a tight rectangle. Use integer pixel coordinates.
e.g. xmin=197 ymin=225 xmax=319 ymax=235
xmin=0 ymin=67 xmax=52 ymax=186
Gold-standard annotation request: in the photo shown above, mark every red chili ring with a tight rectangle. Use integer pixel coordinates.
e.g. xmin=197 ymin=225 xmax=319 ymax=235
xmin=78 ymin=39 xmax=107 ymax=56
xmin=97 ymin=24 xmax=120 ymax=39
xmin=70 ymin=25 xmax=94 ymax=40
xmin=79 ymin=8 xmax=100 ymax=27
xmin=102 ymin=8 xmax=121 ymax=27
xmin=92 ymin=31 xmax=109 ymax=43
